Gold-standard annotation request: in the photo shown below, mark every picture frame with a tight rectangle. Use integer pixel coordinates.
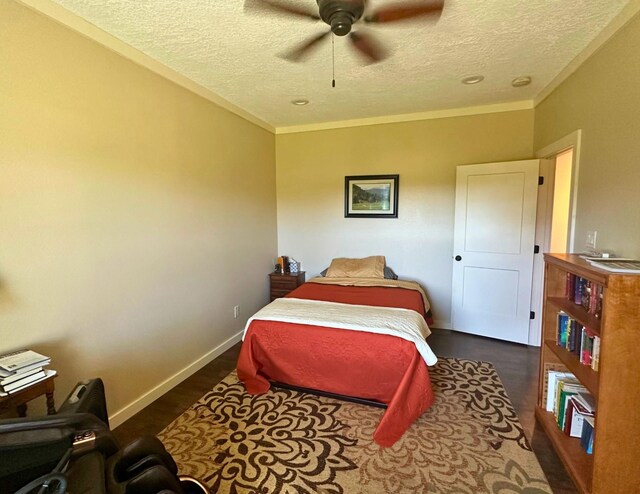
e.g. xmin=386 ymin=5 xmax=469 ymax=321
xmin=344 ymin=174 xmax=399 ymax=218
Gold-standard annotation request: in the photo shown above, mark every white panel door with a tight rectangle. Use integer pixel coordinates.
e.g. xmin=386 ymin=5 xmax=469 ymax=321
xmin=452 ymin=160 xmax=540 ymax=344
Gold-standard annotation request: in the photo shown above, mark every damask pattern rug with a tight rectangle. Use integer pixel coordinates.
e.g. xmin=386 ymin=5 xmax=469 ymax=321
xmin=158 ymin=358 xmax=551 ymax=494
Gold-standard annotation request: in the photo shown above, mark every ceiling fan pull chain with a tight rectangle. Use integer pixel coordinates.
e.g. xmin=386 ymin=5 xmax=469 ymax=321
xmin=332 ymin=33 xmax=336 ymax=88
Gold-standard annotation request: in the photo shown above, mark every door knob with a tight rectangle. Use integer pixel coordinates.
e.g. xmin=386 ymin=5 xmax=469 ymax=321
xmin=455 ymin=255 xmax=462 ymax=261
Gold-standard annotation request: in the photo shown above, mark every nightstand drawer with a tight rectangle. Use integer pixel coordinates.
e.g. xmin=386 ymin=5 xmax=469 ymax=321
xmin=271 ymin=279 xmax=298 ymax=290
xmin=271 ymin=289 xmax=292 ymax=299
xmin=269 ymin=271 xmax=306 ymax=300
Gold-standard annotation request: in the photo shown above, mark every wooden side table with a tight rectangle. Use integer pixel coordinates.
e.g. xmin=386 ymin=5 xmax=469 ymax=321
xmin=0 ymin=374 xmax=56 ymax=417
xmin=269 ymin=271 xmax=305 ymax=301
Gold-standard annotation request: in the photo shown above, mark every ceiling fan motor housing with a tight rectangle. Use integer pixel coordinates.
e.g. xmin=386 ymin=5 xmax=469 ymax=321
xmin=317 ymin=0 xmax=365 ymax=36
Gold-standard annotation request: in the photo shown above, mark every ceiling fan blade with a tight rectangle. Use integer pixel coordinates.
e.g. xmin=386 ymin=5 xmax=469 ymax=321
xmin=349 ymin=31 xmax=388 ymax=64
xmin=244 ymin=0 xmax=320 ymax=20
xmin=280 ymin=31 xmax=331 ymax=62
xmin=364 ymin=0 xmax=444 ymax=24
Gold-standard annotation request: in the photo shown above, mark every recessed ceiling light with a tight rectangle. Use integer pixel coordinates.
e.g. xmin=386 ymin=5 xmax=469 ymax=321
xmin=461 ymin=75 xmax=484 ymax=85
xmin=512 ymin=76 xmax=532 ymax=87
xmin=291 ymin=99 xmax=309 ymax=106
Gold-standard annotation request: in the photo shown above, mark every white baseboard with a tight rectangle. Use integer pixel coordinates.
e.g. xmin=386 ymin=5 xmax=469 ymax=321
xmin=433 ymin=319 xmax=452 ymax=330
xmin=109 ymin=330 xmax=243 ymax=428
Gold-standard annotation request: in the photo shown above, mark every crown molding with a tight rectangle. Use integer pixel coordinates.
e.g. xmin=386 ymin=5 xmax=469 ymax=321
xmin=17 ymin=0 xmax=276 ymax=134
xmin=275 ymin=101 xmax=534 ymax=135
xmin=534 ymin=0 xmax=640 ymax=107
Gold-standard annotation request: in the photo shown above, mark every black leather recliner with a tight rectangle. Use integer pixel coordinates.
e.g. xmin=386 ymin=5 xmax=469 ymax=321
xmin=0 ymin=379 xmax=209 ymax=494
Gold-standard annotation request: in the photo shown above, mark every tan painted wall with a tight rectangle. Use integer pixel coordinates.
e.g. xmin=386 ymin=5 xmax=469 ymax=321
xmin=0 ymin=1 xmax=276 ymax=420
xmin=534 ymin=13 xmax=640 ymax=258
xmin=276 ymin=111 xmax=534 ymax=327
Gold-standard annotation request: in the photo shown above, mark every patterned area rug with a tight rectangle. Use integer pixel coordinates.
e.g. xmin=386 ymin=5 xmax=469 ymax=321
xmin=158 ymin=358 xmax=551 ymax=493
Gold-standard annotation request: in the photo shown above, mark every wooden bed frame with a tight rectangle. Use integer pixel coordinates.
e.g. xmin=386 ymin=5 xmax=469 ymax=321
xmin=270 ymin=380 xmax=388 ymax=409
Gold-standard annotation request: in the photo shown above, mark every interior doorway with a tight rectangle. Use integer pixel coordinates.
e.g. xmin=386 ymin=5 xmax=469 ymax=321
xmin=528 ymin=130 xmax=581 ymax=346
xmin=549 ymin=148 xmax=574 ymax=254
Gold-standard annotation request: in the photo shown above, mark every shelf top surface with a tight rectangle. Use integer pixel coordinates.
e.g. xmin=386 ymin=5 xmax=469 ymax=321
xmin=544 ymin=253 xmax=640 ymax=284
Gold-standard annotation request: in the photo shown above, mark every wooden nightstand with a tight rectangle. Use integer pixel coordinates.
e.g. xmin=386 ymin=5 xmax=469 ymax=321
xmin=269 ymin=271 xmax=305 ymax=301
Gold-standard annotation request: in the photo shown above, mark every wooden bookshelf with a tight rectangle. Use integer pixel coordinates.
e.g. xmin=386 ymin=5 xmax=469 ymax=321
xmin=538 ymin=254 xmax=640 ymax=494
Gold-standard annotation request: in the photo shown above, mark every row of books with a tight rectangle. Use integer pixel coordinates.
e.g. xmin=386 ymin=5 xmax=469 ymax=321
xmin=565 ymin=273 xmax=603 ymax=318
xmin=557 ymin=312 xmax=600 ymax=370
xmin=0 ymin=349 xmax=56 ymax=397
xmin=546 ymin=370 xmax=596 ymax=454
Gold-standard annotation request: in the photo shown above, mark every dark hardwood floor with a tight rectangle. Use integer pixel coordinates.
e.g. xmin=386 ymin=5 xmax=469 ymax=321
xmin=113 ymin=329 xmax=577 ymax=494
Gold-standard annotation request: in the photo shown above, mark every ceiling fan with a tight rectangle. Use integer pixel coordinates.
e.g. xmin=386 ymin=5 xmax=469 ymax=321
xmin=244 ymin=0 xmax=445 ymax=63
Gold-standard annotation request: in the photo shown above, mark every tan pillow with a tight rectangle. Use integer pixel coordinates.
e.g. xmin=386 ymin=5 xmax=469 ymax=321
xmin=325 ymin=256 xmax=386 ymax=279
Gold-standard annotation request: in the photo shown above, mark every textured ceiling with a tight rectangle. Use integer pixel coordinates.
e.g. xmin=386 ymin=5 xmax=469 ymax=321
xmin=48 ymin=0 xmax=634 ymax=128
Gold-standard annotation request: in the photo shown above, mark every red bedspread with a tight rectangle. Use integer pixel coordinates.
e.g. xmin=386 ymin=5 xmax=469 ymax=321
xmin=237 ymin=283 xmax=435 ymax=447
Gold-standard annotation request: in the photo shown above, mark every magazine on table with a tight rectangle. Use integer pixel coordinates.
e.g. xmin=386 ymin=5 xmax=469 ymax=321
xmin=0 ymin=350 xmax=50 ymax=374
xmin=0 ymin=370 xmax=57 ymax=396
xmin=0 ymin=366 xmax=44 ymax=386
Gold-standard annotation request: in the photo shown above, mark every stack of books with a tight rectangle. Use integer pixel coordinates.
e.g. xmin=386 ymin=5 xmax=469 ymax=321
xmin=0 ymin=350 xmax=56 ymax=397
xmin=556 ymin=312 xmax=601 ymax=371
xmin=546 ymin=370 xmax=596 ymax=454
xmin=565 ymin=273 xmax=603 ymax=317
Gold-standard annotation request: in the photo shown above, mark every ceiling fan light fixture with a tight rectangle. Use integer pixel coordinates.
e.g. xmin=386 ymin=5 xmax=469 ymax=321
xmin=462 ymin=75 xmax=484 ymax=85
xmin=330 ymin=12 xmax=355 ymax=36
xmin=512 ymin=76 xmax=532 ymax=87
xmin=291 ymin=99 xmax=310 ymax=106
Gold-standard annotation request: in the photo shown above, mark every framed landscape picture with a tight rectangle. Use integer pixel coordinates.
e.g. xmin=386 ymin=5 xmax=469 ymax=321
xmin=344 ymin=174 xmax=399 ymax=218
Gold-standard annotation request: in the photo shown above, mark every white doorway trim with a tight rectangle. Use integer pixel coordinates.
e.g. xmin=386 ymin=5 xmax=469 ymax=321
xmin=528 ymin=130 xmax=582 ymax=346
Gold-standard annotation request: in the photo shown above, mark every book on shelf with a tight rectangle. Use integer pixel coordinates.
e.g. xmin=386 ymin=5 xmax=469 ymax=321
xmin=564 ymin=395 xmax=596 ymax=438
xmin=579 ymin=327 xmax=599 ymax=368
xmin=0 ymin=370 xmax=56 ymax=397
xmin=564 ymin=273 xmax=603 ymax=318
xmin=556 ymin=381 xmax=587 ymax=430
xmin=545 ymin=369 xmax=597 ymax=444
xmin=546 ymin=370 xmax=575 ymax=412
xmin=580 ymin=416 xmax=595 ymax=454
xmin=591 ymin=336 xmax=600 ymax=371
xmin=574 ymin=276 xmax=584 ymax=305
xmin=574 ymin=392 xmax=596 ymax=414
xmin=555 ymin=311 xmax=600 ymax=370
xmin=557 ymin=312 xmax=568 ymax=347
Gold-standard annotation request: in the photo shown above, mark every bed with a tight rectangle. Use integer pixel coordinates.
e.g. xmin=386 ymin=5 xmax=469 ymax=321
xmin=236 ymin=257 xmax=437 ymax=447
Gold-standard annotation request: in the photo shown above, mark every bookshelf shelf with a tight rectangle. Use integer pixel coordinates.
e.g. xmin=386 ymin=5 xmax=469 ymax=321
xmin=544 ymin=340 xmax=599 ymax=398
xmin=538 ymin=254 xmax=640 ymax=494
xmin=546 ymin=297 xmax=601 ymax=336
xmin=534 ymin=406 xmax=593 ymax=494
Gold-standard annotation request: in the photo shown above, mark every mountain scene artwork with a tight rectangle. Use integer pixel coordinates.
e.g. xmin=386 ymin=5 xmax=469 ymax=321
xmin=345 ymin=174 xmax=398 ymax=218
xmin=352 ymin=183 xmax=391 ymax=210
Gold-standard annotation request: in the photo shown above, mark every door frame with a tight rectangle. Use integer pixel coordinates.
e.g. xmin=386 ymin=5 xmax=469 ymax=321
xmin=535 ymin=129 xmax=582 ymax=253
xmin=528 ymin=129 xmax=582 ymax=346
